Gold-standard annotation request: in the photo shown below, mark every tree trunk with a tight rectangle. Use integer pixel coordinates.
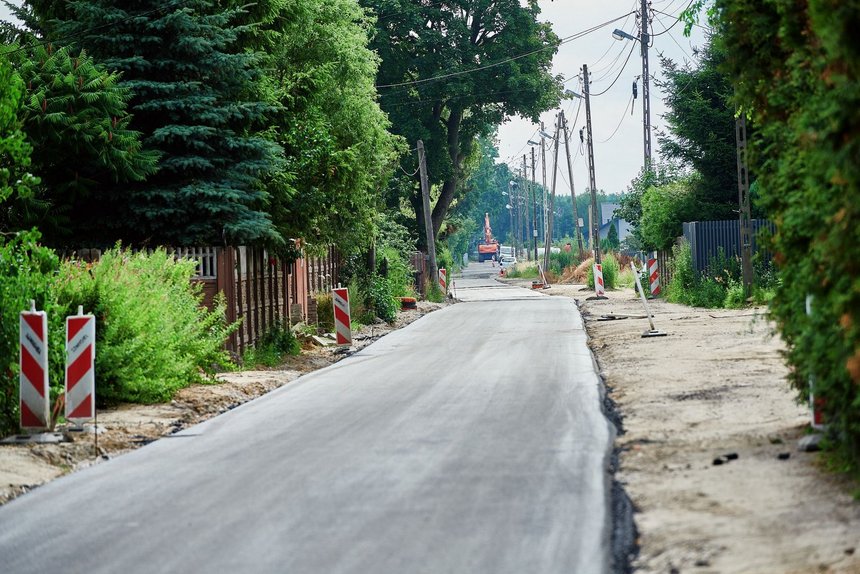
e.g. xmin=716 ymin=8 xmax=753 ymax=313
xmin=430 ymin=106 xmax=463 ymax=238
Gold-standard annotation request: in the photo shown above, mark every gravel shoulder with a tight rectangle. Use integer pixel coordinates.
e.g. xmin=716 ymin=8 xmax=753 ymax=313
xmin=544 ymin=283 xmax=860 ymax=573
xmin=0 ymin=301 xmax=445 ymax=505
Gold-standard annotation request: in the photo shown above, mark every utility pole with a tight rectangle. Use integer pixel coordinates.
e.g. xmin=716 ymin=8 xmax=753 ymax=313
xmin=540 ymin=121 xmax=548 ymax=245
xmin=544 ymin=113 xmax=561 ymax=271
xmin=561 ymin=110 xmax=585 ymax=259
xmin=640 ymin=0 xmax=652 ymax=168
xmin=736 ymin=115 xmax=753 ymax=296
xmin=530 ymin=147 xmax=538 ymax=262
xmin=417 ymin=140 xmax=438 ymax=288
xmin=522 ymin=154 xmax=530 ymax=260
xmin=582 ymin=64 xmax=601 ymax=265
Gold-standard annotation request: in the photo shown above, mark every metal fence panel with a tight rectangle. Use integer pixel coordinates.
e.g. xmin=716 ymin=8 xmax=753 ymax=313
xmin=683 ymin=219 xmax=775 ymax=272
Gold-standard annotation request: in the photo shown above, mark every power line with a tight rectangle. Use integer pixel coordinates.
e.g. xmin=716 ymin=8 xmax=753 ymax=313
xmin=375 ymin=11 xmax=636 ymax=90
xmin=596 ymin=93 xmax=635 ymax=143
xmin=590 ymin=42 xmax=636 ymax=97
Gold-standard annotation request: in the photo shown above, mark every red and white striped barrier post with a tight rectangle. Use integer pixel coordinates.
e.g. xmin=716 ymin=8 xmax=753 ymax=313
xmin=648 ymin=252 xmax=661 ymax=297
xmin=19 ymin=300 xmax=50 ymax=430
xmin=332 ymin=286 xmax=352 ymax=346
xmin=593 ymin=264 xmax=605 ymax=297
xmin=65 ymin=306 xmax=95 ymax=426
xmin=439 ymin=268 xmax=447 ymax=293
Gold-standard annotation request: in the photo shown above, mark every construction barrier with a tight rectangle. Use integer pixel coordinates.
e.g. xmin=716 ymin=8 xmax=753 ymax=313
xmin=593 ymin=264 xmax=605 ymax=297
xmin=439 ymin=268 xmax=447 ymax=292
xmin=65 ymin=307 xmax=96 ymax=426
xmin=19 ymin=301 xmax=50 ymax=430
xmin=648 ymin=252 xmax=661 ymax=296
xmin=332 ymin=287 xmax=352 ymax=346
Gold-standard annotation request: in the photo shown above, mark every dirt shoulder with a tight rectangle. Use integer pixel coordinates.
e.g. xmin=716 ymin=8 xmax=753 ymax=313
xmin=0 ymin=301 xmax=445 ymax=505
xmin=554 ymin=284 xmax=860 ymax=573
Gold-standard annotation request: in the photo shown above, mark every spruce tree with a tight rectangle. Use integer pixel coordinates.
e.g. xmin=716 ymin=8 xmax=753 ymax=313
xmin=38 ymin=0 xmax=282 ymax=246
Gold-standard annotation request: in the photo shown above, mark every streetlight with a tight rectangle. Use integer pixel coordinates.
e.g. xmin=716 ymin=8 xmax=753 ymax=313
xmin=612 ymin=28 xmax=637 ymax=41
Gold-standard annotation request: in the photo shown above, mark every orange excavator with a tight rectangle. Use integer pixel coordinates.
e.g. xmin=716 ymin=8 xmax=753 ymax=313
xmin=477 ymin=212 xmax=500 ymax=262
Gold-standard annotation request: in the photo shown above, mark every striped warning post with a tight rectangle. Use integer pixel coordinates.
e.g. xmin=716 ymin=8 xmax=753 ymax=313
xmin=19 ymin=302 xmax=50 ymax=430
xmin=332 ymin=287 xmax=352 ymax=346
xmin=65 ymin=308 xmax=96 ymax=426
xmin=593 ymin=264 xmax=605 ymax=297
xmin=439 ymin=268 xmax=447 ymax=293
xmin=648 ymin=253 xmax=661 ymax=296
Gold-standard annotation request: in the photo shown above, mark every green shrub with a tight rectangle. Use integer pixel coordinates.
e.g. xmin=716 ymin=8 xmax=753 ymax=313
xmin=243 ymin=320 xmax=300 ymax=368
xmin=549 ymin=249 xmax=576 ymax=275
xmin=379 ymin=246 xmax=415 ymax=298
xmin=315 ymin=292 xmax=334 ymax=334
xmin=586 ymin=253 xmax=619 ymax=290
xmin=0 ymin=230 xmax=65 ymax=435
xmin=55 ymin=247 xmax=235 ymax=405
xmin=505 ymin=262 xmax=539 ymax=279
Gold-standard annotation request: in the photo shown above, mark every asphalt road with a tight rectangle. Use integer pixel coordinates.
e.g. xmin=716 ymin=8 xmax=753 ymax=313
xmin=0 ymin=262 xmax=614 ymax=574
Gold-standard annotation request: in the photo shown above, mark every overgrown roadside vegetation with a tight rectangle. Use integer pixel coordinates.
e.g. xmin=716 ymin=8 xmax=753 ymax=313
xmin=0 ymin=231 xmax=236 ymax=436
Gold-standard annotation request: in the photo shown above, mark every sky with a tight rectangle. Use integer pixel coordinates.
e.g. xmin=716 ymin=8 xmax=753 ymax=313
xmin=0 ymin=0 xmax=706 ymax=197
xmin=498 ymin=0 xmax=707 ymax=198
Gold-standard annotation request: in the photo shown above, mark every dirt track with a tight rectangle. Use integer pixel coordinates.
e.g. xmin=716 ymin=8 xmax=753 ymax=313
xmin=556 ymin=284 xmax=860 ymax=573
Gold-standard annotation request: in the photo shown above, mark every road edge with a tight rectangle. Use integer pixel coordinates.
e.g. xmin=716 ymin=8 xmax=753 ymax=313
xmin=576 ymin=298 xmax=640 ymax=574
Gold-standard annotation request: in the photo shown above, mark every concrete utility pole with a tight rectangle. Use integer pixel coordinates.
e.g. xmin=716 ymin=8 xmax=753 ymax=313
xmin=523 ymin=154 xmax=530 ymax=260
xmin=736 ymin=115 xmax=753 ymax=296
xmin=540 ymin=121 xmax=548 ymax=245
xmin=417 ymin=140 xmax=438 ymax=287
xmin=640 ymin=0 xmax=652 ymax=168
xmin=561 ymin=110 xmax=585 ymax=259
xmin=530 ymin=147 xmax=538 ymax=262
xmin=544 ymin=114 xmax=561 ymax=271
xmin=582 ymin=64 xmax=601 ymax=265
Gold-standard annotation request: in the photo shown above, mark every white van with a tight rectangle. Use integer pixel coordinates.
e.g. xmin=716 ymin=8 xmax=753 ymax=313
xmin=500 ymin=245 xmax=513 ymax=258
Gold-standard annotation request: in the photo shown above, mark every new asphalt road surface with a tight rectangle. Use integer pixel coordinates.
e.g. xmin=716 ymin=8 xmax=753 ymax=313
xmin=0 ymin=262 xmax=614 ymax=573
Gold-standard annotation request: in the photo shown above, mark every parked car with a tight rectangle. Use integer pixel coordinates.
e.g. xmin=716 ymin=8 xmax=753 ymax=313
xmin=500 ymin=255 xmax=517 ymax=267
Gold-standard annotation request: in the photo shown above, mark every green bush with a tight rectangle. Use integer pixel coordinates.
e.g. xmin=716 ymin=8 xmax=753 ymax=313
xmin=243 ymin=320 xmax=300 ymax=368
xmin=315 ymin=292 xmax=334 ymax=334
xmin=0 ymin=230 xmax=65 ymax=435
xmin=55 ymin=247 xmax=235 ymax=405
xmin=505 ymin=262 xmax=539 ymax=279
xmin=718 ymin=0 xmax=860 ymax=469
xmin=549 ymin=249 xmax=576 ymax=275
xmin=586 ymin=253 xmax=620 ymax=290
xmin=665 ymin=243 xmax=726 ymax=308
xmin=379 ymin=246 xmax=415 ymax=298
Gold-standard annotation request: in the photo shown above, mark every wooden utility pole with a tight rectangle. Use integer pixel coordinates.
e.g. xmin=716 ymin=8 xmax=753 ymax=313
xmin=544 ymin=113 xmax=561 ymax=271
xmin=417 ymin=140 xmax=438 ymax=288
xmin=540 ymin=121 xmax=548 ymax=246
xmin=736 ymin=116 xmax=753 ymax=296
xmin=561 ymin=110 xmax=585 ymax=258
xmin=583 ymin=64 xmax=601 ymax=264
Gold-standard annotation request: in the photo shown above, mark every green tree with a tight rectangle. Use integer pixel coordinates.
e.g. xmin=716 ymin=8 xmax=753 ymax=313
xmin=5 ymin=44 xmax=157 ymax=243
xmin=0 ymin=54 xmax=38 ymax=225
xmin=615 ymin=163 xmax=679 ymax=235
xmin=656 ymin=38 xmax=739 ymax=218
xmin=31 ymin=0 xmax=283 ymax=246
xmin=264 ymin=0 xmax=401 ymax=255
xmin=638 ymin=177 xmax=699 ymax=250
xmin=362 ymin=0 xmax=562 ymax=245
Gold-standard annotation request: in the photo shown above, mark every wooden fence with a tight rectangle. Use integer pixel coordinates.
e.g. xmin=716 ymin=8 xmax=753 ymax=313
xmin=65 ymin=245 xmax=340 ymax=357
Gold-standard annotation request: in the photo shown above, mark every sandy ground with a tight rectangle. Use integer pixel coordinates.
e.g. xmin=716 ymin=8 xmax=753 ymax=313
xmin=0 ymin=300 xmax=444 ymax=505
xmin=541 ymin=283 xmax=860 ymax=574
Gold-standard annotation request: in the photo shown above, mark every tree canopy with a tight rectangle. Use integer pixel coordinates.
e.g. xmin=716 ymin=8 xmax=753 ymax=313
xmin=362 ymin=0 xmax=562 ymax=245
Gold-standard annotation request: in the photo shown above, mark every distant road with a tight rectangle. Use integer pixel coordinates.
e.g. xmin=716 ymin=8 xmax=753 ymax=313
xmin=0 ymin=262 xmax=614 ymax=574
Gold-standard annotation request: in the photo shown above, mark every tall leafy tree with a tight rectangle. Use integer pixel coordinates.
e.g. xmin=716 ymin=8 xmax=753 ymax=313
xmin=362 ymin=0 xmax=562 ymax=245
xmin=656 ymin=37 xmax=738 ymax=218
xmin=263 ymin=0 xmax=401 ymax=254
xmin=5 ymin=44 xmax=158 ymax=243
xmin=29 ymin=0 xmax=283 ymax=246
